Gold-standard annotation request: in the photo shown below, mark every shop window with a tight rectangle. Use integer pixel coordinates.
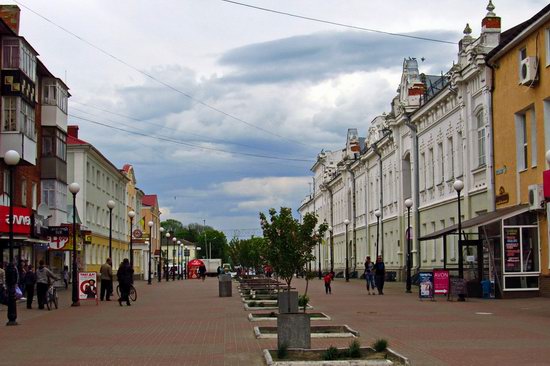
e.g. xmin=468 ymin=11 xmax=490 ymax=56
xmin=503 ymin=225 xmax=539 ymax=274
xmin=504 ymin=275 xmax=538 ymax=290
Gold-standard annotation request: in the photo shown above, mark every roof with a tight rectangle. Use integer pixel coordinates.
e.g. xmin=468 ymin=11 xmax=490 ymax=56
xmin=419 ymin=204 xmax=529 ymax=241
xmin=142 ymin=194 xmax=158 ymax=207
xmin=67 ymin=134 xmax=88 ymax=145
xmin=486 ymin=4 xmax=550 ymax=62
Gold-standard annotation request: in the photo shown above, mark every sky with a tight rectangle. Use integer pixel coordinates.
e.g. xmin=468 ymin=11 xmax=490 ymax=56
xmin=14 ymin=0 xmax=547 ymax=239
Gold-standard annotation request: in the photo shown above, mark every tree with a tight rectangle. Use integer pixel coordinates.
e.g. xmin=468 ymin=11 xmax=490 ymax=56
xmin=228 ymin=237 xmax=266 ymax=274
xmin=259 ymin=207 xmax=326 ymax=312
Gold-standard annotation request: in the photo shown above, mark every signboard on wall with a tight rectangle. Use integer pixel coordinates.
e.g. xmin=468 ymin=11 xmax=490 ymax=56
xmin=0 ymin=206 xmax=32 ymax=234
xmin=504 ymin=227 xmax=521 ymax=272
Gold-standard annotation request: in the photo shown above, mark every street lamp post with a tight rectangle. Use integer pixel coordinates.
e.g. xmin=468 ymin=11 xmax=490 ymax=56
xmin=184 ymin=246 xmax=189 ymax=279
xmin=69 ymin=182 xmax=81 ymax=307
xmin=344 ymin=219 xmax=350 ymax=282
xmin=453 ymin=179 xmax=465 ymax=301
xmin=404 ymin=199 xmax=413 ymax=293
xmin=147 ymin=221 xmax=154 ymax=285
xmin=165 ymin=232 xmax=170 ymax=281
xmin=172 ymin=237 xmax=177 ymax=280
xmin=317 ymin=230 xmax=322 ymax=279
xmin=107 ymin=200 xmax=115 ymax=260
xmin=159 ymin=227 xmax=165 ymax=282
xmin=128 ymin=211 xmax=136 ymax=267
xmin=328 ymin=226 xmax=333 ymax=272
xmin=178 ymin=242 xmax=183 ymax=279
xmin=374 ymin=209 xmax=381 ymax=257
xmin=4 ymin=150 xmax=20 ymax=325
xmin=196 ymin=247 xmax=201 ymax=259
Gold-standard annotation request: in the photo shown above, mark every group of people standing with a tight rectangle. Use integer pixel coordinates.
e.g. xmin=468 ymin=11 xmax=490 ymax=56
xmin=99 ymin=258 xmax=134 ymax=306
xmin=364 ymin=255 xmax=385 ymax=295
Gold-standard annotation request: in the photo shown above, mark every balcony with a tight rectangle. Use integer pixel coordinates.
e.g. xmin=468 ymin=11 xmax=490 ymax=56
xmin=41 ymin=78 xmax=68 ymax=131
xmin=0 ymin=131 xmax=36 ymax=165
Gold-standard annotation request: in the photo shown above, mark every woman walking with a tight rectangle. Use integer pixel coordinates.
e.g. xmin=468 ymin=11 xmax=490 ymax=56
xmin=117 ymin=259 xmax=134 ymax=306
xmin=374 ymin=256 xmax=386 ymax=295
xmin=364 ymin=256 xmax=376 ymax=295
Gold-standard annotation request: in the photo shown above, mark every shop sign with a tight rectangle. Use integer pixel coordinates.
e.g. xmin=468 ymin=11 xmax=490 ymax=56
xmin=450 ymin=277 xmax=467 ymax=297
xmin=132 ymin=229 xmax=142 ymax=238
xmin=0 ymin=206 xmax=32 ymax=234
xmin=418 ymin=272 xmax=434 ymax=299
xmin=433 ymin=269 xmax=449 ymax=295
xmin=504 ymin=227 xmax=521 ymax=272
xmin=78 ymin=272 xmax=98 ymax=304
xmin=496 ymin=186 xmax=509 ymax=206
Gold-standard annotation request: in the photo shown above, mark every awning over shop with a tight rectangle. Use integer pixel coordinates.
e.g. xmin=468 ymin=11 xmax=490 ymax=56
xmin=419 ymin=204 xmax=529 ymax=241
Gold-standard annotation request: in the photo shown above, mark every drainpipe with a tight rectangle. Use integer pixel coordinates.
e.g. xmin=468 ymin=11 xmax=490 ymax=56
xmin=326 ymin=184 xmax=334 ymax=272
xmin=485 ymin=65 xmax=496 ymax=211
xmin=346 ymin=163 xmax=357 ymax=273
xmin=404 ymin=115 xmax=421 ymax=270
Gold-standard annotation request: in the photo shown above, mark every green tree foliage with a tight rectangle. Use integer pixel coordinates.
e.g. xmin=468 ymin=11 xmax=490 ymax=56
xmin=228 ymin=237 xmax=266 ymax=272
xmin=259 ymin=207 xmax=326 ymax=293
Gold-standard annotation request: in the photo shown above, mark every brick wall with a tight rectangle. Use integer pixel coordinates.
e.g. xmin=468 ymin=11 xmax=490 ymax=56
xmin=540 ymin=276 xmax=550 ymax=297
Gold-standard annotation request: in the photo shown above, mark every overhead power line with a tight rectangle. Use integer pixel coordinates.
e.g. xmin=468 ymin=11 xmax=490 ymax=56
xmin=220 ymin=0 xmax=457 ymax=45
xmin=69 ymin=113 xmax=315 ymax=163
xmin=14 ymin=0 xmax=316 ymax=148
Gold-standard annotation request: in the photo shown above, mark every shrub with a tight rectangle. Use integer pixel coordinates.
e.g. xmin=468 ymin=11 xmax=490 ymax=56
xmin=269 ymin=311 xmax=277 ymax=317
xmin=348 ymin=339 xmax=361 ymax=358
xmin=277 ymin=342 xmax=288 ymax=359
xmin=322 ymin=346 xmax=340 ymax=360
xmin=249 ymin=301 xmax=257 ymax=306
xmin=298 ymin=294 xmax=309 ymax=308
xmin=372 ymin=338 xmax=388 ymax=352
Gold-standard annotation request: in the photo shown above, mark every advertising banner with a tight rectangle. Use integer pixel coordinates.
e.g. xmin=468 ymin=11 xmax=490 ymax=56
xmin=418 ymin=271 xmax=434 ymax=299
xmin=78 ymin=272 xmax=98 ymax=304
xmin=0 ymin=205 xmax=32 ymax=234
xmin=433 ymin=269 xmax=450 ymax=295
xmin=504 ymin=227 xmax=521 ymax=272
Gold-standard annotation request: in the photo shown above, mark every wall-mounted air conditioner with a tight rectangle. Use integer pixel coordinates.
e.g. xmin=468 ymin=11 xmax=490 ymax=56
xmin=520 ymin=57 xmax=538 ymax=86
xmin=528 ymin=184 xmax=544 ymax=210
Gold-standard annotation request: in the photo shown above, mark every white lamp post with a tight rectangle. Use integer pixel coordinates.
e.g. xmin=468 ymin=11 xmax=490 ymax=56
xmin=147 ymin=221 xmax=154 ymax=285
xmin=343 ymin=219 xmax=350 ymax=282
xmin=107 ymin=200 xmax=115 ymax=259
xmin=404 ymin=199 xmax=413 ymax=293
xmin=69 ymin=182 xmax=80 ymax=307
xmin=374 ymin=209 xmax=381 ymax=257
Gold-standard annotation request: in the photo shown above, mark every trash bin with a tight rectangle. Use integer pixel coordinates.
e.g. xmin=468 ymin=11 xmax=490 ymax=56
xmin=481 ymin=280 xmax=491 ymax=299
xmin=218 ymin=274 xmax=232 ymax=297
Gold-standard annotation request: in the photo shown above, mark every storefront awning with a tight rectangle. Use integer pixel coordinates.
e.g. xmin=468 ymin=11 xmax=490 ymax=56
xmin=419 ymin=204 xmax=529 ymax=241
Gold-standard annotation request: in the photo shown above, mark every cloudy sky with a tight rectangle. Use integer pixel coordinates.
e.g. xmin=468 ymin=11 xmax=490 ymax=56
xmin=16 ymin=0 xmax=546 ymax=238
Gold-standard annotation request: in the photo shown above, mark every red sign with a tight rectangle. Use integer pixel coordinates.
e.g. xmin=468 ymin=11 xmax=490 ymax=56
xmin=0 ymin=206 xmax=32 ymax=234
xmin=433 ymin=269 xmax=450 ymax=295
xmin=543 ymin=170 xmax=550 ymax=201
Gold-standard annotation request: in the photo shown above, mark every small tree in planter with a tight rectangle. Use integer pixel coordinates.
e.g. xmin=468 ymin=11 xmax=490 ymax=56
xmin=260 ymin=207 xmax=326 ymax=349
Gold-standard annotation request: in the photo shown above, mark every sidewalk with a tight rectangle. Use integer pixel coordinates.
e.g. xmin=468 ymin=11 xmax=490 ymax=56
xmin=0 ymin=277 xmax=549 ymax=365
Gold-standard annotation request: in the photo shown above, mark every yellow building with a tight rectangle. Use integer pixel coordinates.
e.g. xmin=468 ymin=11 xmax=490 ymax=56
xmin=141 ymin=194 xmax=162 ymax=279
xmin=487 ymin=4 xmax=550 ymax=296
xmin=121 ymin=164 xmax=143 ymax=276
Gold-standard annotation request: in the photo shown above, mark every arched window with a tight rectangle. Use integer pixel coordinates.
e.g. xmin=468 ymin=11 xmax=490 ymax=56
xmin=477 ymin=110 xmax=486 ymax=167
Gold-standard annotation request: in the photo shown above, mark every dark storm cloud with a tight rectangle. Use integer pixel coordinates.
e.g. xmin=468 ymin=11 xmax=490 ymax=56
xmin=219 ymin=30 xmax=459 ymax=84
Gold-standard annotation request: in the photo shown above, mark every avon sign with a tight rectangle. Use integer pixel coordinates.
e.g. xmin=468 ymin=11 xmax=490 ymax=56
xmin=0 ymin=206 xmax=32 ymax=234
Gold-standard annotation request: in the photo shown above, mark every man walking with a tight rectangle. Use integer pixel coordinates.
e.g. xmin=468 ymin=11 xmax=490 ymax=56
xmin=24 ymin=265 xmax=36 ymax=309
xmin=36 ymin=260 xmax=58 ymax=310
xmin=374 ymin=256 xmax=386 ymax=295
xmin=100 ymin=258 xmax=113 ymax=301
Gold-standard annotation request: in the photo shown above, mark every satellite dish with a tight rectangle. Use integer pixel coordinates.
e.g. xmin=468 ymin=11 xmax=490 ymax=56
xmin=37 ymin=203 xmax=52 ymax=218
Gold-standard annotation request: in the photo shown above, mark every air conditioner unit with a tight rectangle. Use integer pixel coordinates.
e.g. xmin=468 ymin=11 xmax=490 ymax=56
xmin=520 ymin=57 xmax=538 ymax=86
xmin=528 ymin=184 xmax=544 ymax=210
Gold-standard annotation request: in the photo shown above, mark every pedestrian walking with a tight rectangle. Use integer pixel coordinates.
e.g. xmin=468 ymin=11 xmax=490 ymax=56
xmin=62 ymin=265 xmax=69 ymax=289
xmin=374 ymin=256 xmax=386 ymax=295
xmin=0 ymin=263 xmax=5 ymax=306
xmin=323 ymin=271 xmax=334 ymax=294
xmin=36 ymin=260 xmax=58 ymax=309
xmin=364 ymin=256 xmax=376 ymax=295
xmin=99 ymin=258 xmax=113 ymax=301
xmin=24 ymin=265 xmax=36 ymax=309
xmin=117 ymin=258 xmax=133 ymax=306
xmin=198 ymin=264 xmax=207 ymax=281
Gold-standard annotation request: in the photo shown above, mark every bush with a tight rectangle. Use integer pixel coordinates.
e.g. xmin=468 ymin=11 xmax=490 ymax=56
xmin=269 ymin=311 xmax=277 ymax=317
xmin=372 ymin=338 xmax=388 ymax=352
xmin=298 ymin=294 xmax=309 ymax=308
xmin=322 ymin=346 xmax=340 ymax=360
xmin=249 ymin=301 xmax=257 ymax=306
xmin=348 ymin=339 xmax=361 ymax=358
xmin=277 ymin=342 xmax=288 ymax=359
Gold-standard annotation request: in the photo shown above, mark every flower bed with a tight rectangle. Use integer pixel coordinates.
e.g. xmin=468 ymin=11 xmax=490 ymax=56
xmin=254 ymin=325 xmax=358 ymax=339
xmin=263 ymin=347 xmax=410 ymax=365
xmin=248 ymin=312 xmax=331 ymax=322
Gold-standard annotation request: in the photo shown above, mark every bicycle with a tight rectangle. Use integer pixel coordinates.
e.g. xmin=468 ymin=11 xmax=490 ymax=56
xmin=115 ymin=284 xmax=137 ymax=302
xmin=46 ymin=285 xmax=58 ymax=310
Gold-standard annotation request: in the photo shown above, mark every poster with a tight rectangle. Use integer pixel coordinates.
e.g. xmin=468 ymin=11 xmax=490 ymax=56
xmin=78 ymin=272 xmax=98 ymax=302
xmin=433 ymin=269 xmax=449 ymax=295
xmin=418 ymin=272 xmax=434 ymax=299
xmin=504 ymin=227 xmax=521 ymax=272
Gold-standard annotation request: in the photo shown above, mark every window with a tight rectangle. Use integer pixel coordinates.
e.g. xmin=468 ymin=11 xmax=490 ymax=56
xmin=447 ymin=136 xmax=454 ymax=179
xmin=457 ymin=132 xmax=464 ymax=176
xmin=2 ymin=97 xmax=17 ymax=131
xmin=20 ymin=101 xmax=35 ymax=140
xmin=56 ymin=130 xmax=66 ymax=161
xmin=503 ymin=226 xmax=539 ymax=274
xmin=529 ymin=109 xmax=537 ymax=167
xmin=515 ymin=112 xmax=529 ymax=170
xmin=2 ymin=39 xmax=19 ymax=69
xmin=431 ymin=221 xmax=436 ymax=261
xmin=3 ymin=169 xmax=10 ymax=195
xmin=32 ymin=182 xmax=37 ymax=210
xmin=546 ymin=28 xmax=550 ymax=67
xmin=519 ymin=47 xmax=527 ymax=79
xmin=477 ymin=111 xmax=486 ymax=167
xmin=21 ymin=179 xmax=27 ymax=207
xmin=43 ymin=84 xmax=57 ymax=105
xmin=428 ymin=148 xmax=434 ymax=188
xmin=438 ymin=142 xmax=444 ymax=183
xmin=420 ymin=152 xmax=426 ymax=191
xmin=42 ymin=181 xmax=55 ymax=207
xmin=42 ymin=133 xmax=54 ymax=156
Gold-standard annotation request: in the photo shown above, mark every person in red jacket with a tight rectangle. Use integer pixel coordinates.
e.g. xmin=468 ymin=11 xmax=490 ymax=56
xmin=323 ymin=271 xmax=334 ymax=294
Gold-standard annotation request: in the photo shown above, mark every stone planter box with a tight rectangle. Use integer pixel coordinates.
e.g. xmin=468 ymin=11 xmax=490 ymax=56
xmin=242 ymin=299 xmax=278 ymax=304
xmin=248 ymin=312 xmax=331 ymax=322
xmin=278 ymin=313 xmax=311 ymax=349
xmin=263 ymin=347 xmax=411 ymax=366
xmin=278 ymin=291 xmax=298 ymax=314
xmin=245 ymin=303 xmax=313 ymax=311
xmin=254 ymin=325 xmax=359 ymax=339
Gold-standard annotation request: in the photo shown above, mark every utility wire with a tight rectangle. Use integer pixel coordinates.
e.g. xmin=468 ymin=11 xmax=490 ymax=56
xmin=220 ymin=0 xmax=457 ymax=45
xmin=14 ymin=0 xmax=316 ymax=148
xmin=69 ymin=113 xmax=315 ymax=163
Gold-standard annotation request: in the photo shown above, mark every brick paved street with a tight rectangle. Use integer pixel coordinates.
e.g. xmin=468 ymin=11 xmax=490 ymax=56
xmin=1 ymin=277 xmax=550 ymax=366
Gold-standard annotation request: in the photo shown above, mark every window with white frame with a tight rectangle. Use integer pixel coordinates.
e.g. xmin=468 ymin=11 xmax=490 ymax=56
xmin=21 ymin=179 xmax=27 ymax=207
xmin=431 ymin=221 xmax=436 ymax=261
xmin=546 ymin=28 xmax=550 ymax=66
xmin=32 ymin=182 xmax=37 ymax=210
xmin=447 ymin=136 xmax=454 ymax=179
xmin=457 ymin=131 xmax=464 ymax=176
xmin=428 ymin=148 xmax=434 ymax=188
xmin=420 ymin=152 xmax=426 ymax=191
xmin=3 ymin=169 xmax=10 ymax=195
xmin=2 ymin=38 xmax=19 ymax=68
xmin=20 ymin=101 xmax=35 ymax=140
xmin=515 ymin=111 xmax=529 ymax=171
xmin=2 ymin=96 xmax=17 ymax=131
xmin=477 ymin=110 xmax=486 ymax=167
xmin=438 ymin=142 xmax=444 ymax=183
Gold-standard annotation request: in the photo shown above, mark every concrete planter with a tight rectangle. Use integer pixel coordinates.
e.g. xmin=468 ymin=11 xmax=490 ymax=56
xmin=278 ymin=291 xmax=299 ymax=314
xmin=254 ymin=324 xmax=359 ymax=339
xmin=277 ymin=313 xmax=311 ymax=349
xmin=248 ymin=312 xmax=331 ymax=322
xmin=263 ymin=347 xmax=411 ymax=366
xmin=244 ymin=303 xmax=313 ymax=311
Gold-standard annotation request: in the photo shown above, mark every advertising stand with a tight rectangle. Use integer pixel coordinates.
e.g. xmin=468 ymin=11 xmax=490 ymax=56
xmin=78 ymin=272 xmax=99 ymax=305
xmin=418 ymin=272 xmax=434 ymax=301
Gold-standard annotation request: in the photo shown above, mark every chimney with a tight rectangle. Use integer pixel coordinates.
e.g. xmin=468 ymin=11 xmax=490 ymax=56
xmin=0 ymin=5 xmax=20 ymax=34
xmin=68 ymin=125 xmax=79 ymax=139
xmin=481 ymin=0 xmax=501 ymax=47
